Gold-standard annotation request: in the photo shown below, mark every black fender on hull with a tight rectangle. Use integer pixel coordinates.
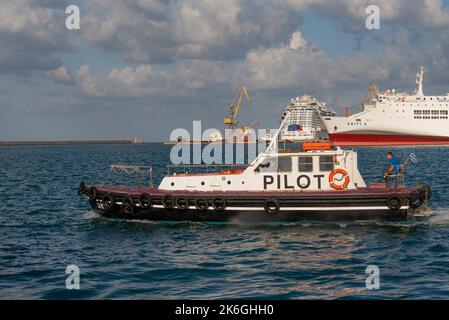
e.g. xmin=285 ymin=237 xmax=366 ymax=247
xmin=80 ymin=183 xmax=430 ymax=222
xmin=93 ymin=206 xmax=408 ymax=222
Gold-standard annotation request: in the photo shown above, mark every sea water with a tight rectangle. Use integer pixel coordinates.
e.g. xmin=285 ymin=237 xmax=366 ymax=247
xmin=0 ymin=143 xmax=448 ymax=299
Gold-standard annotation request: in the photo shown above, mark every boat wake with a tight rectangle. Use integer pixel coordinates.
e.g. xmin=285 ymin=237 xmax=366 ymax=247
xmin=83 ymin=210 xmax=102 ymax=220
xmin=428 ymin=209 xmax=449 ymax=226
xmin=82 ymin=207 xmax=449 ymax=230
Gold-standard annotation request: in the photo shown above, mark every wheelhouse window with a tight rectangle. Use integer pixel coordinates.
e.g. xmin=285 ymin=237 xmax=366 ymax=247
xmin=298 ymin=157 xmax=313 ymax=172
xmin=277 ymin=158 xmax=292 ymax=172
xmin=255 ymin=157 xmax=291 ymax=173
xmin=319 ymin=156 xmax=334 ymax=171
xmin=255 ymin=157 xmax=273 ymax=172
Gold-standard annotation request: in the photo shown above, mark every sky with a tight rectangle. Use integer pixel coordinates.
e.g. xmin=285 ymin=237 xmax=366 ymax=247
xmin=1 ymin=0 xmax=449 ymax=141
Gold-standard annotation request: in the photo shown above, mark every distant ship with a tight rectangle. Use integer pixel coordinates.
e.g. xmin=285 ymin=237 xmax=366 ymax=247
xmin=131 ymin=137 xmax=143 ymax=144
xmin=321 ymin=67 xmax=449 ymax=146
xmin=279 ymin=94 xmax=335 ymax=142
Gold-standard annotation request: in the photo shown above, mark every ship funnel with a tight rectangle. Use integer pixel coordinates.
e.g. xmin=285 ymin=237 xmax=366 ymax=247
xmin=416 ymin=66 xmax=424 ymax=96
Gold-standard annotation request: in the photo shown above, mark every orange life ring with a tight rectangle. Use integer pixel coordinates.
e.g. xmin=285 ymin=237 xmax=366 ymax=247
xmin=329 ymin=169 xmax=350 ymax=190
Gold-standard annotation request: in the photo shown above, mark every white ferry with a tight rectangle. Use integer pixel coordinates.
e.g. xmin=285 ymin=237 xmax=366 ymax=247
xmin=321 ymin=67 xmax=449 ymax=146
xmin=79 ymin=117 xmax=431 ymax=222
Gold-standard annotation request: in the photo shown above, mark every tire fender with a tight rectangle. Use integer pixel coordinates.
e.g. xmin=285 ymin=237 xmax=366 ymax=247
xmin=101 ymin=194 xmax=115 ymax=211
xmin=139 ymin=193 xmax=152 ymax=209
xmin=264 ymin=199 xmax=280 ymax=214
xmin=387 ymin=194 xmax=403 ymax=210
xmin=88 ymin=187 xmax=98 ymax=200
xmin=162 ymin=194 xmax=175 ymax=209
xmin=212 ymin=197 xmax=226 ymax=211
xmin=77 ymin=182 xmax=85 ymax=196
xmin=194 ymin=198 xmax=209 ymax=211
xmin=176 ymin=197 xmax=190 ymax=210
xmin=122 ymin=196 xmax=135 ymax=214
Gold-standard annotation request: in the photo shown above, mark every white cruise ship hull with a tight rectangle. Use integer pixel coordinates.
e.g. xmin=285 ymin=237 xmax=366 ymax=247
xmin=321 ymin=66 xmax=449 ymax=146
xmin=322 ymin=110 xmax=449 ymax=146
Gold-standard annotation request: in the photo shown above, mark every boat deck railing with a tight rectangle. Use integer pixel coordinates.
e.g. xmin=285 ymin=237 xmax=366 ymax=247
xmin=386 ymin=174 xmax=405 ymax=190
xmin=166 ymin=164 xmax=250 ymax=176
xmin=110 ymin=164 xmax=153 ymax=189
xmin=383 ymin=162 xmax=411 ymax=189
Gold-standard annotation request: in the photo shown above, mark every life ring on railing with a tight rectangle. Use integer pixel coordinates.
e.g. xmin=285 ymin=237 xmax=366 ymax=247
xmin=329 ymin=169 xmax=350 ymax=191
xmin=212 ymin=197 xmax=226 ymax=211
xmin=176 ymin=197 xmax=190 ymax=210
xmin=162 ymin=194 xmax=175 ymax=209
xmin=121 ymin=196 xmax=135 ymax=214
xmin=101 ymin=194 xmax=115 ymax=211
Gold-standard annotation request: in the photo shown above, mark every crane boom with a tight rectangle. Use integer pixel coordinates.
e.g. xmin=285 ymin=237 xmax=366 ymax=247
xmin=234 ymin=86 xmax=250 ymax=116
xmin=224 ymin=86 xmax=251 ymax=129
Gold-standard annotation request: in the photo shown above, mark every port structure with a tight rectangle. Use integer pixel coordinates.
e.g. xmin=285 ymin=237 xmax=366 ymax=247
xmin=222 ymin=86 xmax=260 ymax=143
xmin=224 ymin=85 xmax=252 ymax=130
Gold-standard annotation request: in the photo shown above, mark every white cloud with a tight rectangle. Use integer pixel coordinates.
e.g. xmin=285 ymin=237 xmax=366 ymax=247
xmin=289 ymin=31 xmax=308 ymax=50
xmin=46 ymin=66 xmax=76 ymax=85
xmin=77 ymin=65 xmax=106 ymax=97
xmin=81 ymin=0 xmax=303 ymax=62
xmin=0 ymin=0 xmax=70 ymax=74
xmin=281 ymin=0 xmax=449 ymax=30
xmin=73 ymin=23 xmax=448 ymax=107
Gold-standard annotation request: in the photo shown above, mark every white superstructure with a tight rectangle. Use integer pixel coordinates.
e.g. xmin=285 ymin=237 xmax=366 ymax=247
xmin=159 ymin=115 xmax=366 ymax=192
xmin=279 ymin=94 xmax=334 ymax=142
xmin=159 ymin=147 xmax=366 ymax=192
xmin=321 ymin=67 xmax=449 ymax=146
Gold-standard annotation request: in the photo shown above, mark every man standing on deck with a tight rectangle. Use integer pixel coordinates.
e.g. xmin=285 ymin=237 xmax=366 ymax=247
xmin=384 ymin=152 xmax=400 ymax=179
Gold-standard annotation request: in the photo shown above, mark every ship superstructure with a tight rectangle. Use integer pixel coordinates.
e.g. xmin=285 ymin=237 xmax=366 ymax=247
xmin=321 ymin=67 xmax=449 ymax=146
xmin=279 ymin=94 xmax=334 ymax=142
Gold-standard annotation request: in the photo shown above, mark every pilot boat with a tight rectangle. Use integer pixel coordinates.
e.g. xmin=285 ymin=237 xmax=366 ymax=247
xmin=78 ymin=118 xmax=431 ymax=222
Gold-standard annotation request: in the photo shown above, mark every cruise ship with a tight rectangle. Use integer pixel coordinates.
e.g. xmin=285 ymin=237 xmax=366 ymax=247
xmin=321 ymin=67 xmax=449 ymax=146
xmin=279 ymin=94 xmax=334 ymax=142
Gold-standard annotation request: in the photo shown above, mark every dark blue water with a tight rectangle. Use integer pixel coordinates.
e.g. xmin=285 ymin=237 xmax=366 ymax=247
xmin=1 ymin=143 xmax=449 ymax=299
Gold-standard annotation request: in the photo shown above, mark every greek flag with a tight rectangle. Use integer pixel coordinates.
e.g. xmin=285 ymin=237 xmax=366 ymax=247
xmin=409 ymin=153 xmax=418 ymax=164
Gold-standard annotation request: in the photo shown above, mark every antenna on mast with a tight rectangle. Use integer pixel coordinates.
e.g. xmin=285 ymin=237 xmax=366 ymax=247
xmin=416 ymin=66 xmax=424 ymax=96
